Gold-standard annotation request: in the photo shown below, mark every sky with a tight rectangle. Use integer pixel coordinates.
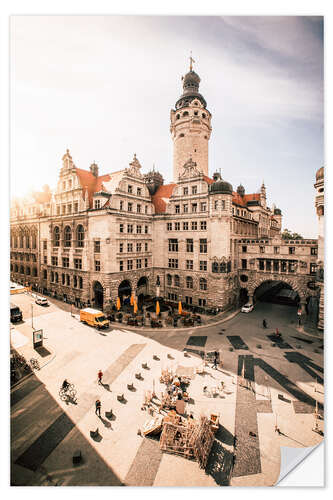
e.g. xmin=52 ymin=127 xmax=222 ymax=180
xmin=10 ymin=15 xmax=323 ymax=237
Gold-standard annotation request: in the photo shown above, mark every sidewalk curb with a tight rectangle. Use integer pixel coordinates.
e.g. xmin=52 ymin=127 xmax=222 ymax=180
xmin=11 ymin=350 xmax=56 ymax=391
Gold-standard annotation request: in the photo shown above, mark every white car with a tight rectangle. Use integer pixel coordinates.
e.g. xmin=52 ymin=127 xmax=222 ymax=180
xmin=241 ymin=303 xmax=254 ymax=313
xmin=35 ymin=297 xmax=49 ymax=306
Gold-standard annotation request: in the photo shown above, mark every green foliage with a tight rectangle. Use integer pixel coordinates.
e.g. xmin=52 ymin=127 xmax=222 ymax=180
xmin=281 ymin=228 xmax=303 ymax=240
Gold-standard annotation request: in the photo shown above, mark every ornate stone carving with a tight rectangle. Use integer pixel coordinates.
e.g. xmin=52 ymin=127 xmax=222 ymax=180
xmin=126 ymin=154 xmax=143 ymax=178
xmin=178 ymin=158 xmax=202 ymax=179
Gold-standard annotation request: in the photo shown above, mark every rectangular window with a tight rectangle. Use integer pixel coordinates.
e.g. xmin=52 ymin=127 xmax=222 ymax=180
xmin=289 ymin=247 xmax=295 ymax=255
xmin=266 ymin=260 xmax=272 ymax=272
xmin=144 ymin=225 xmax=148 ymax=234
xmin=94 ymin=200 xmax=101 ymax=209
xmin=137 ymin=204 xmax=141 ymax=213
xmin=288 ymin=261 xmax=295 ymax=273
xmin=74 ymin=202 xmax=78 ymax=213
xmin=74 ymin=258 xmax=82 ymax=270
xmin=94 ymin=241 xmax=100 ymax=253
xmin=185 ymin=296 xmax=193 ymax=305
xmin=127 ymin=243 xmax=133 ymax=252
xmin=183 ymin=187 xmax=188 ymax=195
xmin=144 ymin=258 xmax=148 ymax=268
xmin=127 ymin=260 xmax=133 ymax=270
xmin=66 ymin=274 xmax=70 ymax=286
xmin=242 ymin=246 xmax=247 ymax=253
xmin=192 ymin=186 xmax=197 ymax=194
xmin=274 ymin=246 xmax=279 ymax=254
xmin=186 ymin=260 xmax=193 ymax=270
xmin=214 ymin=200 xmax=218 ymax=209
xmin=57 ymin=206 xmax=61 ymax=215
xmin=200 ymin=220 xmax=207 ymax=231
xmin=168 ymin=259 xmax=178 ymax=269
xmin=167 ymin=222 xmax=172 ymax=231
xmin=120 ymin=201 xmax=124 ymax=210
xmin=198 ymin=298 xmax=207 ymax=307
xmin=175 ymin=222 xmax=180 ymax=231
xmin=199 ymin=238 xmax=207 ymax=253
xmin=128 ymin=185 xmax=132 ymax=194
xmin=281 ymin=260 xmax=287 ymax=273
xmin=120 ymin=223 xmax=124 ymax=233
xmin=137 ymin=225 xmax=142 ymax=234
xmin=310 ymin=263 xmax=316 ymax=275
xmin=43 ymin=255 xmax=47 ymax=264
xmin=241 ymin=259 xmax=247 ymax=270
xmin=186 ymin=239 xmax=193 ymax=252
xmin=136 ymin=242 xmax=142 ymax=252
xmin=43 ymin=241 xmax=47 ymax=250
xmin=128 ymin=202 xmax=133 ymax=212
xmin=168 ymin=239 xmax=178 ymax=252
xmin=119 ymin=260 xmax=123 ymax=271
xmin=67 ymin=204 xmax=72 ymax=214
xmin=95 ymin=260 xmax=100 ymax=271
xmin=259 ymin=259 xmax=265 ymax=271
xmin=311 ymin=247 xmax=318 ymax=255
xmin=136 ymin=259 xmax=142 ymax=269
xmin=273 ymin=260 xmax=279 ymax=272
xmin=183 ymin=221 xmax=189 ymax=230
xmin=192 ymin=203 xmax=197 ymax=213
xmin=51 ymin=256 xmax=58 ymax=266
xmin=200 ymin=261 xmax=207 ymax=271
xmin=175 ymin=205 xmax=180 ymax=214
xmin=183 ymin=204 xmax=188 ymax=213
xmin=62 ymin=257 xmax=69 ymax=268
xmin=62 ymin=205 xmax=66 ymax=215
xmin=201 ymin=203 xmax=206 ymax=212
xmin=73 ymin=275 xmax=77 ymax=288
xmin=145 ymin=205 xmax=148 ymax=214
xmin=145 ymin=242 xmax=148 ymax=252
xmin=137 ymin=187 xmax=142 ymax=196
xmin=260 ymin=246 xmax=265 ymax=253
xmin=191 ymin=221 xmax=197 ymax=231
xmin=128 ymin=224 xmax=133 ymax=233
xmin=119 ymin=242 xmax=123 ymax=253
xmin=79 ymin=277 xmax=83 ymax=289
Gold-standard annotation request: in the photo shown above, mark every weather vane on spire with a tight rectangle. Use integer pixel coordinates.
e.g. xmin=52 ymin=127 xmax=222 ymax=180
xmin=189 ymin=51 xmax=195 ymax=71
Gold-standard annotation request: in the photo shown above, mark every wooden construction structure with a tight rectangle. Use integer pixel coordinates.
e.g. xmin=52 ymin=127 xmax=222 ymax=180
xmin=159 ymin=415 xmax=215 ymax=469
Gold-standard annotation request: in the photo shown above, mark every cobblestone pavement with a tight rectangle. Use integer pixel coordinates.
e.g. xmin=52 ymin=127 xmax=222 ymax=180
xmin=10 ymin=292 xmax=324 ymax=486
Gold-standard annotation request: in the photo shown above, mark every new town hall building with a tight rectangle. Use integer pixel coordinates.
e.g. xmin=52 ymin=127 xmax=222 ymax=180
xmin=10 ymin=63 xmax=323 ymax=327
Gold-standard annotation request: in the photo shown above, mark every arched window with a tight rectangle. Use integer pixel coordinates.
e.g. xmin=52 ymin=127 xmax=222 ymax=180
xmin=179 ymin=133 xmax=185 ymax=138
xmin=167 ymin=274 xmax=172 ymax=286
xmin=14 ymin=264 xmax=18 ymax=272
xmin=43 ymin=269 xmax=47 ymax=279
xmin=212 ymin=262 xmax=219 ymax=273
xmin=55 ymin=272 xmax=58 ymax=283
xmin=186 ymin=276 xmax=193 ymax=289
xmin=227 ymin=260 xmax=232 ymax=273
xmin=64 ymin=226 xmax=71 ymax=247
xmin=220 ymin=262 xmax=226 ymax=273
xmin=174 ymin=275 xmax=180 ymax=287
xmin=32 ymin=234 xmax=37 ymax=249
xmin=53 ymin=226 xmax=60 ymax=247
xmin=51 ymin=271 xmax=54 ymax=282
xmin=20 ymin=265 xmax=24 ymax=274
xmin=14 ymin=236 xmax=18 ymax=248
xmin=202 ymin=113 xmax=206 ymax=119
xmin=176 ymin=114 xmax=180 ymax=120
xmin=76 ymin=225 xmax=84 ymax=248
xmin=79 ymin=276 xmax=83 ymax=289
xmin=73 ymin=275 xmax=77 ymax=288
xmin=26 ymin=266 xmax=31 ymax=275
xmin=25 ymin=235 xmax=30 ymax=248
xmin=33 ymin=267 xmax=37 ymax=277
xmin=183 ymin=111 xmax=189 ymax=117
xmin=200 ymin=278 xmax=207 ymax=290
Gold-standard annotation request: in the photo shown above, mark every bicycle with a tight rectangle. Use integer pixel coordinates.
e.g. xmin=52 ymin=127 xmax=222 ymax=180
xmin=29 ymin=358 xmax=40 ymax=371
xmin=59 ymin=383 xmax=77 ymax=402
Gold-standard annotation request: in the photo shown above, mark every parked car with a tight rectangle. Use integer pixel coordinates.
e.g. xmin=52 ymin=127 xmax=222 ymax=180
xmin=10 ymin=303 xmax=23 ymax=323
xmin=35 ymin=296 xmax=49 ymax=306
xmin=241 ymin=303 xmax=254 ymax=313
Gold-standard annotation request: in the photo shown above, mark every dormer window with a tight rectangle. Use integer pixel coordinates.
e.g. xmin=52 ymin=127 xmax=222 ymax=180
xmin=202 ymin=113 xmax=206 ymax=119
xmin=94 ymin=200 xmax=101 ymax=209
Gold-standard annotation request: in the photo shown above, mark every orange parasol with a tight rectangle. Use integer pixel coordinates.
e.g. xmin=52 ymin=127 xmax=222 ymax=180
xmin=116 ymin=297 xmax=121 ymax=311
xmin=130 ymin=294 xmax=134 ymax=306
xmin=156 ymin=300 xmax=160 ymax=315
xmin=178 ymin=301 xmax=182 ymax=315
xmin=134 ymin=300 xmax=138 ymax=314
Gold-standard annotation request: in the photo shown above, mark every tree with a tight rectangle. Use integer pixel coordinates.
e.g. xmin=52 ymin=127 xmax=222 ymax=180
xmin=281 ymin=228 xmax=303 ymax=240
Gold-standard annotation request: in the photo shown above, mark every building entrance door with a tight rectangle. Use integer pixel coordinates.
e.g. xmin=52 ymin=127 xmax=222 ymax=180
xmin=93 ymin=281 xmax=104 ymax=310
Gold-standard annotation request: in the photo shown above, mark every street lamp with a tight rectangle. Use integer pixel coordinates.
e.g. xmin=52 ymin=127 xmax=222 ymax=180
xmin=31 ymin=303 xmax=34 ymax=330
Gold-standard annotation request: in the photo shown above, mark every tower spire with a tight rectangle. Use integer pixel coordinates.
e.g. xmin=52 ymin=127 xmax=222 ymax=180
xmin=189 ymin=51 xmax=195 ymax=71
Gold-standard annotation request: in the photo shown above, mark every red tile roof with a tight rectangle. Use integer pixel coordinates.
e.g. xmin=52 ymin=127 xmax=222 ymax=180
xmin=152 ymin=184 xmax=177 ymax=213
xmin=75 ymin=167 xmax=111 ymax=206
xmin=232 ymin=192 xmax=260 ymax=207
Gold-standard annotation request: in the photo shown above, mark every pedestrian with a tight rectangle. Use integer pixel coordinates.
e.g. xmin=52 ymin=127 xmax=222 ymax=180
xmin=213 ymin=351 xmax=218 ymax=369
xmin=276 ymin=327 xmax=280 ymax=337
xmin=263 ymin=319 xmax=267 ymax=328
xmin=95 ymin=399 xmax=101 ymax=417
xmin=98 ymin=369 xmax=103 ymax=385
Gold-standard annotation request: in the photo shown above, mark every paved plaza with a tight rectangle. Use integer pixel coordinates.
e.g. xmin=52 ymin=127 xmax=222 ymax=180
xmin=10 ymin=292 xmax=324 ymax=486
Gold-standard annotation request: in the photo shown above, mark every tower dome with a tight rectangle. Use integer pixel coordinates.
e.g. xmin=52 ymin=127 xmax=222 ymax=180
xmin=237 ymin=184 xmax=245 ymax=197
xmin=175 ymin=70 xmax=207 ymax=110
xmin=209 ymin=175 xmax=233 ymax=195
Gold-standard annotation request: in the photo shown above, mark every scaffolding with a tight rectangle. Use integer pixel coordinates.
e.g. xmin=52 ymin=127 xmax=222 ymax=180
xmin=159 ymin=415 xmax=215 ymax=469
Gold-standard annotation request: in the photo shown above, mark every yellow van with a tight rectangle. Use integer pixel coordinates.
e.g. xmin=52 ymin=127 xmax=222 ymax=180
xmin=80 ymin=308 xmax=110 ymax=329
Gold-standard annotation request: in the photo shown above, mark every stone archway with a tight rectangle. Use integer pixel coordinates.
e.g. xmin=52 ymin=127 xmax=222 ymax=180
xmin=118 ymin=280 xmax=132 ymax=304
xmin=93 ymin=281 xmax=104 ymax=310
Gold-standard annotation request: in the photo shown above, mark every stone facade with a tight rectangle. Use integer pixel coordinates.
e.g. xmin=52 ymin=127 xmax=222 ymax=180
xmin=10 ymin=62 xmax=320 ymax=313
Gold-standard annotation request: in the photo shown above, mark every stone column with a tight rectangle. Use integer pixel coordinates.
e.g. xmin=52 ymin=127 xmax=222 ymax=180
xmin=317 ymin=282 xmax=324 ymax=331
xmin=247 ymin=293 xmax=254 ymax=305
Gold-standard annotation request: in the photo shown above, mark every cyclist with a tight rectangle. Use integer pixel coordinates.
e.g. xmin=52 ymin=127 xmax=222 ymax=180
xmin=62 ymin=379 xmax=70 ymax=391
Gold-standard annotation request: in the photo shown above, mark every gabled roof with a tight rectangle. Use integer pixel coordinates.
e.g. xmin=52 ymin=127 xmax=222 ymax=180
xmin=75 ymin=167 xmax=115 ymax=207
xmin=151 ymin=184 xmax=177 ymax=214
xmin=232 ymin=192 xmax=260 ymax=208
